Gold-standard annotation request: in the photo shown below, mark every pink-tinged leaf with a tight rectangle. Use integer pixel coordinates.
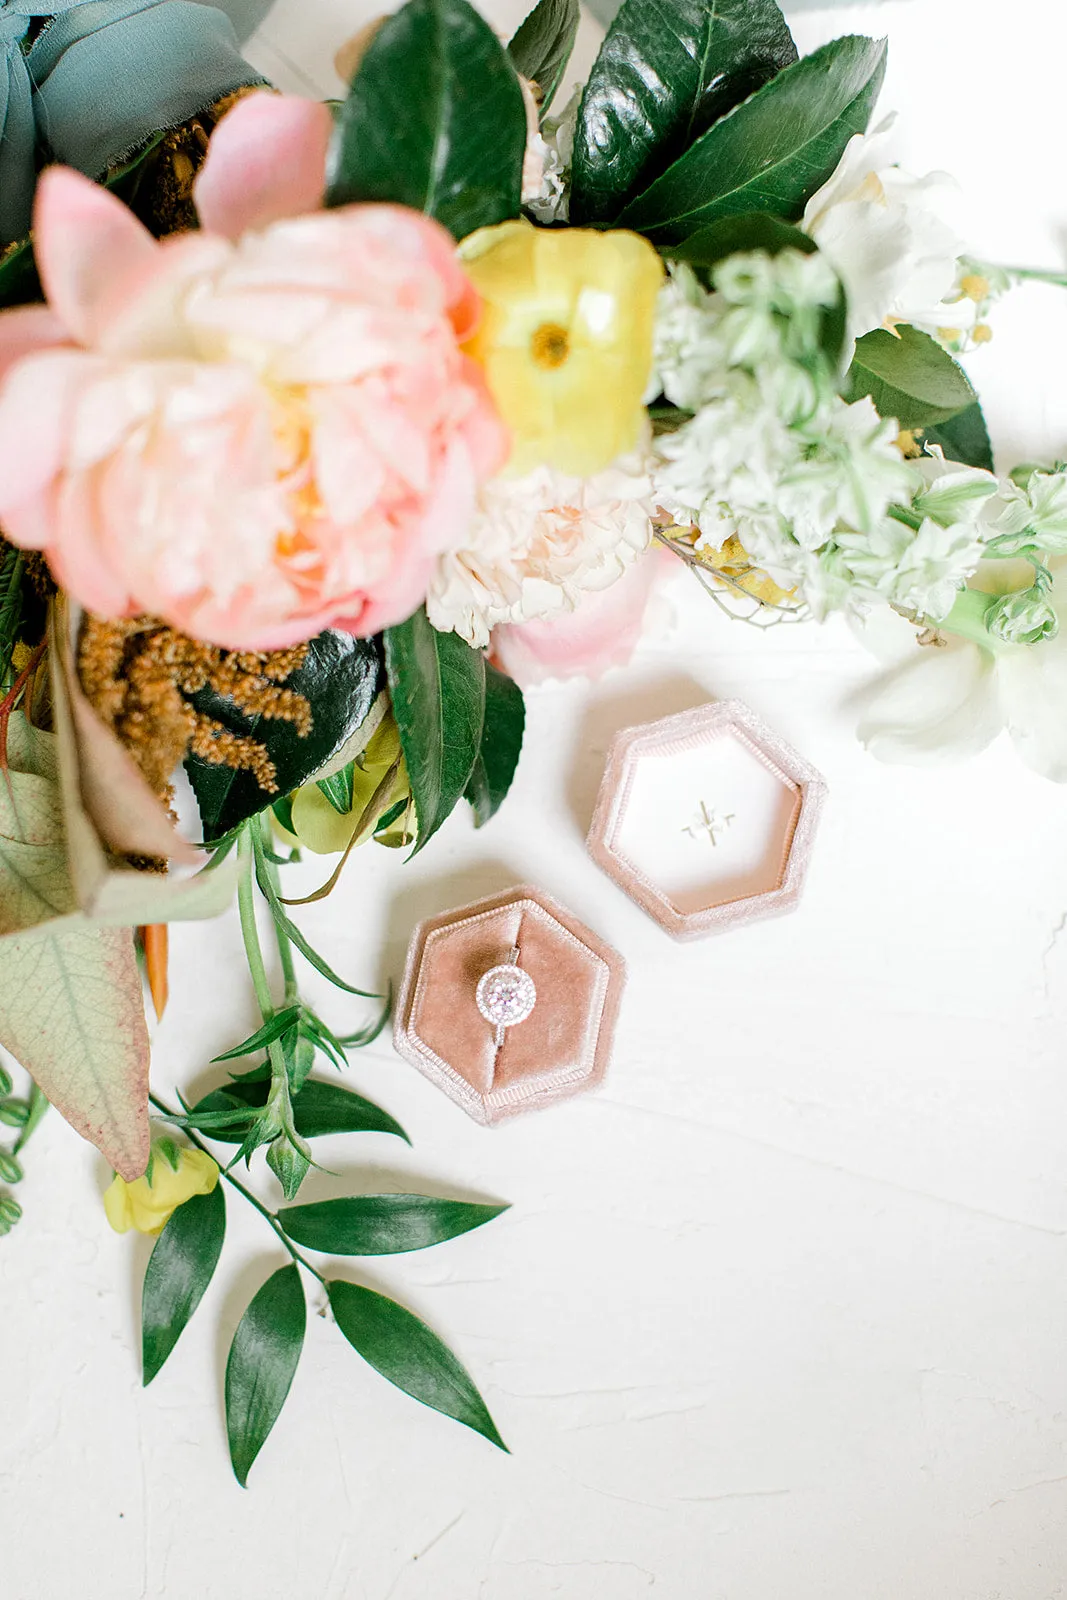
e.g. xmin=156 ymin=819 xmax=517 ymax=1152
xmin=194 ymin=93 xmax=332 ymax=239
xmin=0 ymin=919 xmax=150 ymax=1178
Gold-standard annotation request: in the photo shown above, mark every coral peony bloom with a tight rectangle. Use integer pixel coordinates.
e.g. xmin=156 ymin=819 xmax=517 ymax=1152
xmin=104 ymin=1144 xmax=219 ymax=1235
xmin=0 ymin=94 xmax=507 ymax=650
xmin=459 ymin=220 xmax=663 ymax=479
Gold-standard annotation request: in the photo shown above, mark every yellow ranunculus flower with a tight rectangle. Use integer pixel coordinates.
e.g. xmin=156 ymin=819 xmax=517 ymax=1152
xmin=459 ymin=221 xmax=664 ymax=478
xmin=104 ymin=1145 xmax=219 ymax=1236
xmin=288 ymin=716 xmax=411 ymax=855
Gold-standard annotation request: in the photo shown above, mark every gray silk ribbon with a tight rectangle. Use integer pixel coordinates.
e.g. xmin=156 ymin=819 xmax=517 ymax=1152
xmin=0 ymin=0 xmax=267 ymax=245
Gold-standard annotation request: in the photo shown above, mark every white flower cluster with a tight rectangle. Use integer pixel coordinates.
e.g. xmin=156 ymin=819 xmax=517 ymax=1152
xmin=651 ymin=250 xmax=995 ymax=625
xmin=524 ymin=88 xmax=581 ymax=227
xmin=426 ymin=446 xmax=655 ymax=648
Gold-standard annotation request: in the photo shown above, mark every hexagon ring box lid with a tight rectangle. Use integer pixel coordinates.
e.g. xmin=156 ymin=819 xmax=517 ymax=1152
xmin=588 ymin=700 xmax=827 ymax=941
xmin=394 ymin=887 xmax=625 ymax=1126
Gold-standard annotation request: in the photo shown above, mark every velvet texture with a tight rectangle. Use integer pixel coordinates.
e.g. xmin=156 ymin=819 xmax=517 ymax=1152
xmin=588 ymin=699 xmax=827 ymax=942
xmin=395 ymin=887 xmax=625 ymax=1125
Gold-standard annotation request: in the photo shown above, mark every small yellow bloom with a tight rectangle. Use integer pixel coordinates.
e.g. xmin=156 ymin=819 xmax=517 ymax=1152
xmin=104 ymin=1145 xmax=219 ymax=1235
xmin=288 ymin=716 xmax=411 ymax=855
xmin=460 ymin=220 xmax=664 ymax=478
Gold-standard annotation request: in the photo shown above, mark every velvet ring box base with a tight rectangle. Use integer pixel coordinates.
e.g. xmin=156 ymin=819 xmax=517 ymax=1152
xmin=588 ymin=700 xmax=827 ymax=941
xmin=394 ymin=886 xmax=625 ymax=1125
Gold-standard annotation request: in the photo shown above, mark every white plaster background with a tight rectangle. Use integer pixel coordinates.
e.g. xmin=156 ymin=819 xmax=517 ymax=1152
xmin=5 ymin=2 xmax=1067 ymax=1596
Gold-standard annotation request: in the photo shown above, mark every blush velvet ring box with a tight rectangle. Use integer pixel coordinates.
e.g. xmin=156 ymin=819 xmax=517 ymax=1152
xmin=394 ymin=886 xmax=626 ymax=1125
xmin=587 ymin=700 xmax=827 ymax=941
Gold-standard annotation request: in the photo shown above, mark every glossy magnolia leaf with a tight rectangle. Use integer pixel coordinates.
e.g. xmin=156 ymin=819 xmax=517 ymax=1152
xmin=280 ymin=1194 xmax=508 ymax=1256
xmin=185 ymin=630 xmax=383 ymax=843
xmin=466 ymin=662 xmax=525 ymax=827
xmin=384 ymin=609 xmax=486 ymax=852
xmin=226 ymin=1263 xmax=306 ymax=1487
xmin=508 ymin=0 xmax=580 ymax=115
xmin=843 ymin=324 xmax=976 ymax=429
xmin=188 ymin=1079 xmax=410 ymax=1146
xmin=326 ymin=0 xmax=527 ymax=240
xmin=328 ymin=1280 xmax=506 ymax=1449
xmin=922 ymin=400 xmax=995 ymax=473
xmin=0 ymin=920 xmax=149 ymax=1179
xmin=142 ymin=1183 xmax=226 ymax=1386
xmin=619 ymin=34 xmax=887 ymax=244
xmin=666 ymin=210 xmax=816 ymax=269
xmin=571 ymin=0 xmax=797 ymax=226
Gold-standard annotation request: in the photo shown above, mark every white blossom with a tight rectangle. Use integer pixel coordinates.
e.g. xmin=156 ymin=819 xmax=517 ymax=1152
xmin=801 ymin=114 xmax=967 ymax=349
xmin=524 ymin=87 xmax=580 ymax=225
xmin=427 ymin=446 xmax=655 ymax=648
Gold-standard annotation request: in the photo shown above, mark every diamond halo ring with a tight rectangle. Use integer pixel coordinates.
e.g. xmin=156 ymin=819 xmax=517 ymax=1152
xmin=476 ymin=945 xmax=537 ymax=1049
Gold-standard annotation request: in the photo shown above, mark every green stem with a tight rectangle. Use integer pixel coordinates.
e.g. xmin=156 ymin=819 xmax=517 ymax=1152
xmin=237 ymin=823 xmax=296 ymax=1136
xmin=1002 ymin=265 xmax=1067 ymax=290
xmin=149 ymin=1092 xmax=327 ymax=1286
xmin=258 ymin=813 xmax=298 ymax=1004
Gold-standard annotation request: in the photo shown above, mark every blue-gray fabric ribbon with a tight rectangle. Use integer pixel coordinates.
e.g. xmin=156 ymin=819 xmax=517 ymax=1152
xmin=0 ymin=0 xmax=267 ymax=245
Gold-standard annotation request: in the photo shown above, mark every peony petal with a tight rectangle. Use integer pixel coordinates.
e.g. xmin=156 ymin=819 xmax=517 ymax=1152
xmin=34 ymin=167 xmax=158 ymax=347
xmin=0 ymin=306 xmax=70 ymax=381
xmin=0 ymin=351 xmax=89 ymax=546
xmin=194 ymin=92 xmax=332 ymax=239
xmin=853 ymin=636 xmax=1004 ymax=765
xmin=493 ymin=547 xmax=664 ymax=688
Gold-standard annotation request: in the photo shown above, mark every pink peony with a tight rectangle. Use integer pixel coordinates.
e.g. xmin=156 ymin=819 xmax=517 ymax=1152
xmin=492 ymin=545 xmax=669 ymax=688
xmin=0 ymin=94 xmax=507 ymax=649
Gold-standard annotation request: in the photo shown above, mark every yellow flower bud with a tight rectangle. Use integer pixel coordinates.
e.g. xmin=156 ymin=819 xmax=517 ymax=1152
xmin=960 ymin=273 xmax=990 ymax=303
xmin=972 ymin=323 xmax=993 ymax=344
xmin=289 ymin=717 xmax=410 ymax=855
xmin=459 ymin=220 xmax=664 ymax=478
xmin=104 ymin=1145 xmax=219 ymax=1235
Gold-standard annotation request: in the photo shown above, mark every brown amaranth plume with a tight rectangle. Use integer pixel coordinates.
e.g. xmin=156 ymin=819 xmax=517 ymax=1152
xmin=77 ymin=614 xmax=311 ymax=807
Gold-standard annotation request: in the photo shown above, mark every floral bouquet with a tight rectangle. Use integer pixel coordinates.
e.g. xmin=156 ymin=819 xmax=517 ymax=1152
xmin=1 ymin=0 xmax=1063 ymax=1482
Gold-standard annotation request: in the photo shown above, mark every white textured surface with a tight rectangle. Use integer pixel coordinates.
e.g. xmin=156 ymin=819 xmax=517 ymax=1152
xmin=5 ymin=3 xmax=1067 ymax=1597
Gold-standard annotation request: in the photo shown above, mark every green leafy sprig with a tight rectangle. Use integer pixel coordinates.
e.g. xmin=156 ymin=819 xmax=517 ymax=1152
xmin=0 ymin=1068 xmax=47 ymax=1236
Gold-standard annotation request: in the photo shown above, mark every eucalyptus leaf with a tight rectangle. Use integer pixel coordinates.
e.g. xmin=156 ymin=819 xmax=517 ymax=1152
xmin=619 ymin=34 xmax=887 ymax=244
xmin=142 ymin=1183 xmax=226 ymax=1386
xmin=185 ymin=631 xmax=383 ymax=844
xmin=508 ymin=0 xmax=580 ymax=116
xmin=572 ymin=0 xmax=797 ymax=225
xmin=466 ymin=662 xmax=525 ymax=828
xmin=188 ymin=1079 xmax=410 ymax=1146
xmin=384 ymin=609 xmax=486 ymax=853
xmin=279 ymin=1195 xmax=508 ymax=1256
xmin=328 ymin=1280 xmax=507 ymax=1450
xmin=327 ymin=0 xmax=527 ymax=240
xmin=226 ymin=1264 xmax=306 ymax=1487
xmin=921 ymin=399 xmax=995 ymax=473
xmin=843 ymin=324 xmax=976 ymax=429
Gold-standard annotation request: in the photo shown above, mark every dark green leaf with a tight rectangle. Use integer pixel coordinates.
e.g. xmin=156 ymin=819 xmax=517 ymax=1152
xmin=328 ymin=1280 xmax=507 ymax=1449
xmin=921 ymin=399 xmax=995 ymax=473
xmin=619 ymin=34 xmax=887 ymax=245
xmin=466 ymin=662 xmax=525 ymax=827
xmin=267 ymin=1137 xmax=311 ymax=1200
xmin=326 ymin=0 xmax=527 ymax=239
xmin=843 ymin=324 xmax=976 ymax=429
xmin=665 ymin=210 xmax=816 ymax=268
xmin=572 ymin=0 xmax=797 ymax=226
xmin=185 ymin=630 xmax=384 ymax=843
xmin=141 ymin=1183 xmax=226 ymax=1386
xmin=508 ymin=0 xmax=580 ymax=116
xmin=212 ymin=1007 xmax=301 ymax=1063
xmin=188 ymin=1079 xmax=410 ymax=1146
xmin=280 ymin=1194 xmax=508 ymax=1255
xmin=226 ymin=1264 xmax=306 ymax=1487
xmin=384 ymin=608 xmax=486 ymax=852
